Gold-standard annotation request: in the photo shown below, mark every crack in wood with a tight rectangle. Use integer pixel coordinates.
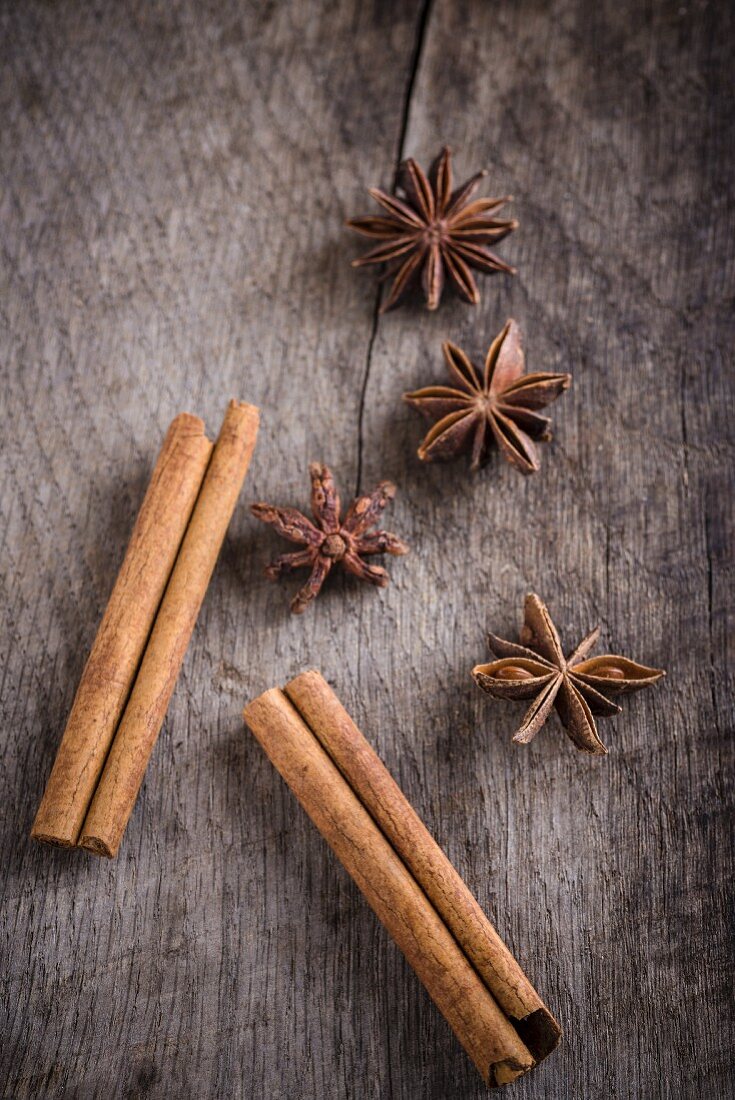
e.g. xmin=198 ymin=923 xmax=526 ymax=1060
xmin=354 ymin=0 xmax=434 ymax=495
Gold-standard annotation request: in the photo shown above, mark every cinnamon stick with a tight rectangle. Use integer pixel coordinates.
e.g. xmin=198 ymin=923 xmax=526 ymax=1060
xmin=31 ymin=413 xmax=213 ymax=848
xmin=284 ymin=669 xmax=561 ymax=1062
xmin=243 ymin=687 xmax=536 ymax=1087
xmin=79 ymin=399 xmax=259 ymax=858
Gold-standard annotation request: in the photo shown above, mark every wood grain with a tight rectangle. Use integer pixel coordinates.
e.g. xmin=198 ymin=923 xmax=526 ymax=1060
xmin=1 ymin=1 xmax=733 ymax=1097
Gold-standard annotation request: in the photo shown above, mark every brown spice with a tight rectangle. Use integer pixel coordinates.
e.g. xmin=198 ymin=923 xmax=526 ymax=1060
xmin=404 ymin=320 xmax=571 ymax=474
xmin=473 ymin=593 xmax=665 ymax=754
xmin=495 ymin=665 xmax=535 ymax=681
xmin=347 ymin=146 xmax=517 ymax=311
xmin=31 ymin=413 xmax=213 ymax=848
xmin=244 ymin=681 xmax=541 ymax=1086
xmin=78 ymin=400 xmax=259 ymax=857
xmin=251 ymin=463 xmax=408 ymax=614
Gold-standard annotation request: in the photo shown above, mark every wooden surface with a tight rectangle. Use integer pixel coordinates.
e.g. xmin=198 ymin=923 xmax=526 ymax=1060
xmin=1 ymin=1 xmax=733 ymax=1097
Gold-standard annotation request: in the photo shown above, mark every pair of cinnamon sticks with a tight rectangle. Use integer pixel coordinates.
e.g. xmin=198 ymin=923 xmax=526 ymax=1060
xmin=32 ymin=399 xmax=259 ymax=857
xmin=244 ymin=670 xmax=560 ymax=1088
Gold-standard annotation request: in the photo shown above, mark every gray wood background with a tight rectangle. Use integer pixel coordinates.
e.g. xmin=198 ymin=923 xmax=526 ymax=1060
xmin=1 ymin=1 xmax=733 ymax=1097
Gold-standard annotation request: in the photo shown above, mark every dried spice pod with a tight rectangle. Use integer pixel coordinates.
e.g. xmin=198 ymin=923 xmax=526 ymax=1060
xmin=346 ymin=146 xmax=517 ymax=312
xmin=404 ymin=320 xmax=571 ymax=474
xmin=251 ymin=463 xmax=409 ymax=614
xmin=472 ymin=594 xmax=665 ymax=754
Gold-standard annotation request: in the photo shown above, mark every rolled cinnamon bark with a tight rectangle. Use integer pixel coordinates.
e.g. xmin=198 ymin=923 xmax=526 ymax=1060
xmin=79 ymin=399 xmax=259 ymax=858
xmin=243 ymin=687 xmax=536 ymax=1087
xmin=284 ymin=669 xmax=560 ymax=1062
xmin=31 ymin=413 xmax=213 ymax=848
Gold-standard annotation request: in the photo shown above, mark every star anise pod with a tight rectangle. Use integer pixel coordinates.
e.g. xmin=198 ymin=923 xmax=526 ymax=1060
xmin=472 ymin=594 xmax=665 ymax=754
xmin=251 ymin=463 xmax=409 ymax=614
xmin=346 ymin=146 xmax=518 ymax=312
xmin=404 ymin=320 xmax=571 ymax=474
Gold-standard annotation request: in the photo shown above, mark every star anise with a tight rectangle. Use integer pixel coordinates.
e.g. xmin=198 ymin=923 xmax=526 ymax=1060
xmin=346 ymin=146 xmax=518 ymax=312
xmin=404 ymin=320 xmax=571 ymax=474
xmin=472 ymin=594 xmax=665 ymax=754
xmin=251 ymin=463 xmax=409 ymax=614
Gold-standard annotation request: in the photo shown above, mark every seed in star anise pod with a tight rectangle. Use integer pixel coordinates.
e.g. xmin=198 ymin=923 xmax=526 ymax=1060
xmin=404 ymin=320 xmax=571 ymax=474
xmin=472 ymin=594 xmax=665 ymax=754
xmin=251 ymin=463 xmax=409 ymax=614
xmin=346 ymin=146 xmax=518 ymax=312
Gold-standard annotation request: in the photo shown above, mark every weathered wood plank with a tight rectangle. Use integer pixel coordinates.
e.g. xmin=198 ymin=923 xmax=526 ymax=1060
xmin=0 ymin=2 xmax=425 ymax=1096
xmin=357 ymin=1 xmax=735 ymax=1097
xmin=1 ymin=0 xmax=733 ymax=1097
